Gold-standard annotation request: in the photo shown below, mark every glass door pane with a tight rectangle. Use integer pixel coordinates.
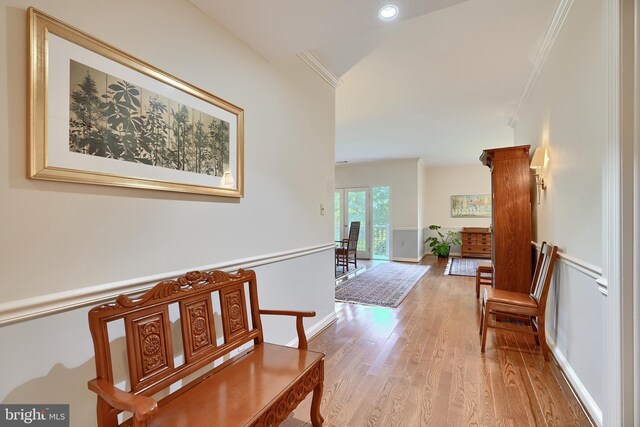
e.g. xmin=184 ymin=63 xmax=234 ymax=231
xmin=334 ymin=190 xmax=343 ymax=242
xmin=372 ymin=186 xmax=390 ymax=260
xmin=346 ymin=188 xmax=370 ymax=258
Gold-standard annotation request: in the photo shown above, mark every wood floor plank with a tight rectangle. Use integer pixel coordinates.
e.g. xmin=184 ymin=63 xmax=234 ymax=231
xmin=499 ymin=330 xmax=538 ymax=427
xmin=283 ymin=258 xmax=591 ymax=427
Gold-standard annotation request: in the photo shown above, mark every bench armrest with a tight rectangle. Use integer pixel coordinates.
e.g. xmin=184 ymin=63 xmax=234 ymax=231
xmin=259 ymin=309 xmax=316 ymax=350
xmin=88 ymin=379 xmax=158 ymax=422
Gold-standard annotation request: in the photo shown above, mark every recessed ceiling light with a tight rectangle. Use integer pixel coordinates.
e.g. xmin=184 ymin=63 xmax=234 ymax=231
xmin=379 ymin=4 xmax=399 ymax=20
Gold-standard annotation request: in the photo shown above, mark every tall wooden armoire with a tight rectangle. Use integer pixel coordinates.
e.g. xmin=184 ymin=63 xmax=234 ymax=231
xmin=480 ymin=145 xmax=532 ymax=294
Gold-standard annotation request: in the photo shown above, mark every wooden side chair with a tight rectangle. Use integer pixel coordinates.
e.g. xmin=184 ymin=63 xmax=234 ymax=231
xmin=336 ymin=221 xmax=360 ymax=272
xmin=479 ymin=241 xmax=558 ymax=361
xmin=475 ymin=261 xmax=493 ymax=298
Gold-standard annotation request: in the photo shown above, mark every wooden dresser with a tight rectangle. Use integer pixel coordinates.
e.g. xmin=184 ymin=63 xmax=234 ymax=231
xmin=480 ymin=145 xmax=532 ymax=294
xmin=460 ymin=227 xmax=491 ymax=258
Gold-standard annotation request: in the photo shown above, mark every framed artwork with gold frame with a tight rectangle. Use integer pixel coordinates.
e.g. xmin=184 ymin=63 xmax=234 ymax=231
xmin=451 ymin=194 xmax=492 ymax=218
xmin=28 ymin=7 xmax=244 ymax=197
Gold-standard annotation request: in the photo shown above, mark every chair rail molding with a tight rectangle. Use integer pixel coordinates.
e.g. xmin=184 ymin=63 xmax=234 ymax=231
xmin=595 ymin=277 xmax=608 ymax=296
xmin=0 ymin=243 xmax=336 ymax=327
xmin=508 ymin=0 xmax=575 ymax=127
xmin=531 ymin=242 xmax=602 ymax=281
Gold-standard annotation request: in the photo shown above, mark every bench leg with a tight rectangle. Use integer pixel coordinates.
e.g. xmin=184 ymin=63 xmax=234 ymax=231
xmin=310 ymin=382 xmax=324 ymax=426
xmin=96 ymin=399 xmax=120 ymax=427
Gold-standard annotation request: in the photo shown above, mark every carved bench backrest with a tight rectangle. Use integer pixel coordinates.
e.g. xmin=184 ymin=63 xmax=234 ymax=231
xmin=88 ymin=269 xmax=264 ymax=397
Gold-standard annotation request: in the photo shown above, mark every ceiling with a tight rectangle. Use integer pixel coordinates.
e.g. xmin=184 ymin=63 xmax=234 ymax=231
xmin=189 ymin=0 xmax=557 ymax=165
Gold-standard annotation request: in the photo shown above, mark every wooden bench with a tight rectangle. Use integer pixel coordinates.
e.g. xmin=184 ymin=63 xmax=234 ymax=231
xmin=87 ymin=269 xmax=325 ymax=427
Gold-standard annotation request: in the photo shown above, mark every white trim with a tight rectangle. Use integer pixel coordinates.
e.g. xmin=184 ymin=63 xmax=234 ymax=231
xmin=334 ymin=157 xmax=420 ymax=168
xmin=391 ymin=257 xmax=420 ymax=263
xmin=547 ymin=335 xmax=603 ymax=426
xmin=508 ymin=0 xmax=575 ymax=127
xmin=531 ymin=242 xmax=603 ymax=280
xmin=556 ymin=252 xmax=602 ymax=280
xmin=0 ymin=243 xmax=336 ymax=327
xmin=605 ymin=0 xmax=624 ymax=424
xmin=634 ymin=1 xmax=640 ymax=419
xmin=393 ymin=227 xmax=419 ymax=231
xmin=286 ymin=311 xmax=337 ymax=347
xmin=297 ymin=51 xmax=342 ymax=89
xmin=596 ymin=278 xmax=609 ymax=296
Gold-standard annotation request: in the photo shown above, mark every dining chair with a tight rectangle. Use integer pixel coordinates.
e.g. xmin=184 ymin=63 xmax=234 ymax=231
xmin=335 ymin=221 xmax=360 ymax=272
xmin=475 ymin=261 xmax=493 ymax=298
xmin=479 ymin=241 xmax=558 ymax=361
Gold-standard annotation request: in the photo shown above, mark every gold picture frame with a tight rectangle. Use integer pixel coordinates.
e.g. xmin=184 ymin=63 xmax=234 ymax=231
xmin=28 ymin=7 xmax=244 ymax=197
xmin=451 ymin=194 xmax=492 ymax=218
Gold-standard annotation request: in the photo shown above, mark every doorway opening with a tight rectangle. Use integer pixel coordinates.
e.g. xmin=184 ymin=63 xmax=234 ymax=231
xmin=334 ymin=186 xmax=390 ymax=260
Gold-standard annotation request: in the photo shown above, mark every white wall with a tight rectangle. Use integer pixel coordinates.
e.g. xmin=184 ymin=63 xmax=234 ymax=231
xmin=422 ymin=164 xmax=491 ymax=255
xmin=423 ymin=164 xmax=492 ymax=228
xmin=0 ymin=0 xmax=336 ymax=425
xmin=335 ymin=158 xmax=421 ymax=261
xmin=514 ymin=0 xmax=606 ymax=422
xmin=335 ymin=159 xmax=419 ymax=228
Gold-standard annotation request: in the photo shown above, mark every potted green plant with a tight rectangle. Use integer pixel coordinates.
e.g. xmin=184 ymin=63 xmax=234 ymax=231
xmin=425 ymin=225 xmax=462 ymax=259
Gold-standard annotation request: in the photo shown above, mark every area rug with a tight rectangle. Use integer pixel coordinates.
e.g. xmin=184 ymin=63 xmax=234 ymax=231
xmin=444 ymin=258 xmax=490 ymax=277
xmin=335 ymin=262 xmax=430 ymax=308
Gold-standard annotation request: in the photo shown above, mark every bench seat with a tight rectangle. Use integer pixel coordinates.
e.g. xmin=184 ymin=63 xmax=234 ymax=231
xmin=88 ymin=269 xmax=324 ymax=427
xmin=139 ymin=343 xmax=323 ymax=427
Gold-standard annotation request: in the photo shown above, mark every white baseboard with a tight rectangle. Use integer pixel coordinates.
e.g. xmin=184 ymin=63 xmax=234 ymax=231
xmin=546 ymin=335 xmax=603 ymax=426
xmin=286 ymin=311 xmax=337 ymax=347
xmin=392 ymin=257 xmax=420 ymax=263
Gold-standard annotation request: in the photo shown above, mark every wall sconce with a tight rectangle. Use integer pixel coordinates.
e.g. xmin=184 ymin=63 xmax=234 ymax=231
xmin=221 ymin=171 xmax=235 ymax=188
xmin=530 ymin=146 xmax=549 ymax=204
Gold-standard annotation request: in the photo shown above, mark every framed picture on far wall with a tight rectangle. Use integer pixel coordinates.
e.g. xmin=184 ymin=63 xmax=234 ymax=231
xmin=451 ymin=194 xmax=492 ymax=218
xmin=28 ymin=7 xmax=244 ymax=197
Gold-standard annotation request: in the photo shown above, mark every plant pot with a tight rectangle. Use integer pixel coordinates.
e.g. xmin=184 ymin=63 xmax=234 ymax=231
xmin=434 ymin=245 xmax=450 ymax=259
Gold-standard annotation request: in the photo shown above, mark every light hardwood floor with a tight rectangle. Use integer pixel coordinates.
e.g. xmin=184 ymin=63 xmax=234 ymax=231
xmin=284 ymin=257 xmax=592 ymax=427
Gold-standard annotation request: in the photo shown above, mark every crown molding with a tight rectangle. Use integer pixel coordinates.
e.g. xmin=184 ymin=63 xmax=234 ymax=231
xmin=297 ymin=51 xmax=342 ymax=89
xmin=508 ymin=0 xmax=575 ymax=128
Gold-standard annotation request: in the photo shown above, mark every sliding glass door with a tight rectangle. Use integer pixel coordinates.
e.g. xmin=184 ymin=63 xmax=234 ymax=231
xmin=334 ymin=190 xmax=343 ymax=243
xmin=334 ymin=186 xmax=391 ymax=260
xmin=372 ymin=186 xmax=390 ymax=259
xmin=346 ymin=188 xmax=370 ymax=258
